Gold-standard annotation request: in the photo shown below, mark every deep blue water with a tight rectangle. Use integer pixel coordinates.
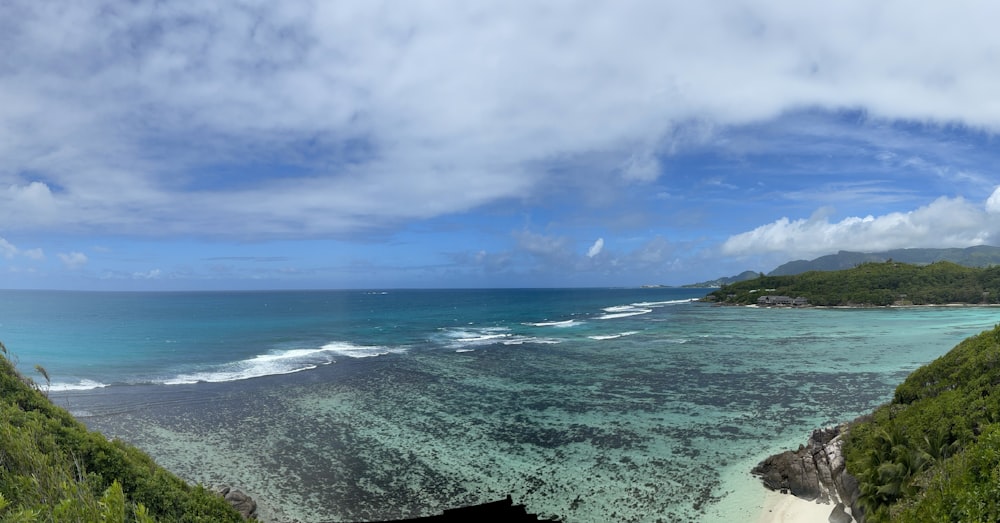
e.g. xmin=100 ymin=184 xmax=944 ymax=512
xmin=2 ymin=288 xmax=998 ymax=522
xmin=0 ymin=288 xmax=708 ymax=389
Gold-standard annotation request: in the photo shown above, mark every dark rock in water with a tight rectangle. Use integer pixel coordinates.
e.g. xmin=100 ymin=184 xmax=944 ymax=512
xmin=216 ymin=485 xmax=258 ymax=520
xmin=752 ymin=424 xmax=863 ymax=522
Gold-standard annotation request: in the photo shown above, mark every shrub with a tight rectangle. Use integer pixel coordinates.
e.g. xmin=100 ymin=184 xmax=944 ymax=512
xmin=0 ymin=348 xmax=246 ymax=522
xmin=844 ymin=324 xmax=1000 ymax=521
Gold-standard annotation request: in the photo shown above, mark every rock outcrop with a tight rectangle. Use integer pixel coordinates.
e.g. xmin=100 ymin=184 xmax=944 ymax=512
xmin=216 ymin=486 xmax=258 ymax=520
xmin=752 ymin=424 xmax=863 ymax=522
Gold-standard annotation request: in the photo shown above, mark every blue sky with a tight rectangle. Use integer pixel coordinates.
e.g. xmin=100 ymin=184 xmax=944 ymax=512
xmin=3 ymin=1 xmax=1000 ymax=290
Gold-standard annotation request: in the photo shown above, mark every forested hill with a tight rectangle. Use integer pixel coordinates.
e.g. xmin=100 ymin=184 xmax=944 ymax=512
xmin=769 ymin=245 xmax=1000 ymax=276
xmin=705 ymin=260 xmax=1000 ymax=306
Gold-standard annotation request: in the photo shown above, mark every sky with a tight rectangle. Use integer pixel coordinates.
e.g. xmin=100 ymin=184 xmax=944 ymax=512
xmin=3 ymin=1 xmax=1000 ymax=290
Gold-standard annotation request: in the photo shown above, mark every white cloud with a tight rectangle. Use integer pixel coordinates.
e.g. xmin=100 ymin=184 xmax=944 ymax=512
xmin=722 ymin=194 xmax=999 ymax=259
xmin=0 ymin=237 xmax=45 ymax=261
xmin=986 ymin=186 xmax=1000 ymax=214
xmin=2 ymin=2 xmax=1000 ymax=238
xmin=514 ymin=230 xmax=572 ymax=260
xmin=1 ymin=182 xmax=59 ymax=228
xmin=57 ymin=252 xmax=88 ymax=269
xmin=587 ymin=238 xmax=605 ymax=258
xmin=620 ymin=151 xmax=661 ymax=182
xmin=22 ymin=248 xmax=45 ymax=260
xmin=132 ymin=269 xmax=162 ymax=280
xmin=0 ymin=238 xmax=16 ymax=259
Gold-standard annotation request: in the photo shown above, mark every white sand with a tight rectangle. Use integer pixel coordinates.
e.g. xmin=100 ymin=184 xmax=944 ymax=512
xmin=756 ymin=490 xmax=835 ymax=523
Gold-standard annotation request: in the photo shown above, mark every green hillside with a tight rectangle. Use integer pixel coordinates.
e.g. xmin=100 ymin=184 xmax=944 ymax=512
xmin=844 ymin=324 xmax=1000 ymax=522
xmin=769 ymin=246 xmax=1000 ymax=276
xmin=706 ymin=260 xmax=1000 ymax=306
xmin=0 ymin=342 xmax=246 ymax=522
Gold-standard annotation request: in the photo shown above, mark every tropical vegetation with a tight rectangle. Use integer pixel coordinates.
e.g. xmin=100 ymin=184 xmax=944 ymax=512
xmin=843 ymin=324 xmax=1000 ymax=522
xmin=0 ymin=341 xmax=246 ymax=522
xmin=706 ymin=260 xmax=1000 ymax=306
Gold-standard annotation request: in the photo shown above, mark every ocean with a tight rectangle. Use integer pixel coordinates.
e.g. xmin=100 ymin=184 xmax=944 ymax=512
xmin=1 ymin=288 xmax=997 ymax=522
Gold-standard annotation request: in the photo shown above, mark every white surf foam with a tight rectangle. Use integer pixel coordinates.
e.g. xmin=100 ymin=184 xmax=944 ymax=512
xmin=597 ymin=299 xmax=694 ymax=320
xmin=456 ymin=333 xmax=510 ymax=343
xmin=602 ymin=305 xmax=637 ymax=313
xmin=597 ymin=309 xmax=653 ymax=320
xmin=500 ymin=338 xmax=562 ymax=346
xmin=318 ymin=342 xmax=407 ymax=359
xmin=439 ymin=326 xmax=562 ymax=348
xmin=163 ymin=342 xmax=405 ymax=385
xmin=522 ymin=320 xmax=583 ymax=327
xmin=48 ymin=379 xmax=110 ymax=392
xmin=631 ymin=299 xmax=697 ymax=307
xmin=588 ymin=331 xmax=639 ymax=340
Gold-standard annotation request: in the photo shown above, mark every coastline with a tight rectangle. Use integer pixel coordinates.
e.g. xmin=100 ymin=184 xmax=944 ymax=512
xmin=704 ymin=445 xmax=827 ymax=523
xmin=712 ymin=301 xmax=1000 ymax=309
xmin=26 ymin=290 xmax=998 ymax=522
xmin=756 ymin=491 xmax=834 ymax=523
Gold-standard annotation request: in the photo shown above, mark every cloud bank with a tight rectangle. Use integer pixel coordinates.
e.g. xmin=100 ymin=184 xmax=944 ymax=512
xmin=723 ymin=188 xmax=1000 ymax=260
xmin=2 ymin=1 xmax=1000 ymax=238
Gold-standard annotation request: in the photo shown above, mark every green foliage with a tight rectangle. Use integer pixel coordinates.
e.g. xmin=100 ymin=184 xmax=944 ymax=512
xmin=32 ymin=366 xmax=49 ymax=388
xmin=890 ymin=425 xmax=1000 ymax=522
xmin=844 ymin=324 xmax=1000 ymax=522
xmin=708 ymin=261 xmax=1000 ymax=306
xmin=100 ymin=481 xmax=126 ymax=523
xmin=134 ymin=503 xmax=155 ymax=523
xmin=0 ymin=348 xmax=247 ymax=522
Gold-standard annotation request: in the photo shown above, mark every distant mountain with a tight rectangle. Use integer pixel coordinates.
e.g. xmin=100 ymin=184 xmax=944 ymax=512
xmin=768 ymin=246 xmax=1000 ymax=276
xmin=683 ymin=270 xmax=760 ymax=288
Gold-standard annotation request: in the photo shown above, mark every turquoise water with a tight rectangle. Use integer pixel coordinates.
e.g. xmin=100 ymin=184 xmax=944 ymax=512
xmin=1 ymin=289 xmax=998 ymax=522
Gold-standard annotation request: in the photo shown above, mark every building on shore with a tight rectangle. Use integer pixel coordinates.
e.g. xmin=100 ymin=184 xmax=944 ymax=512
xmin=757 ymin=295 xmax=809 ymax=307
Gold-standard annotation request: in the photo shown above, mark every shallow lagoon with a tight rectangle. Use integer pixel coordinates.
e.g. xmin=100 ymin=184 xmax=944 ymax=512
xmin=5 ymin=289 xmax=994 ymax=521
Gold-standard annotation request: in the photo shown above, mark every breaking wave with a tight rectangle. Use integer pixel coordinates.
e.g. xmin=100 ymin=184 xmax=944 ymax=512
xmin=438 ymin=327 xmax=562 ymax=349
xmin=595 ymin=298 xmax=696 ymax=320
xmin=48 ymin=379 xmax=111 ymax=392
xmin=163 ymin=342 xmax=406 ymax=385
xmin=522 ymin=320 xmax=584 ymax=327
xmin=588 ymin=331 xmax=639 ymax=340
xmin=597 ymin=309 xmax=653 ymax=320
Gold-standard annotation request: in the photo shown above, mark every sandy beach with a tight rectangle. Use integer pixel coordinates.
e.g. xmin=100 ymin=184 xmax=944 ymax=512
xmin=756 ymin=490 xmax=835 ymax=523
